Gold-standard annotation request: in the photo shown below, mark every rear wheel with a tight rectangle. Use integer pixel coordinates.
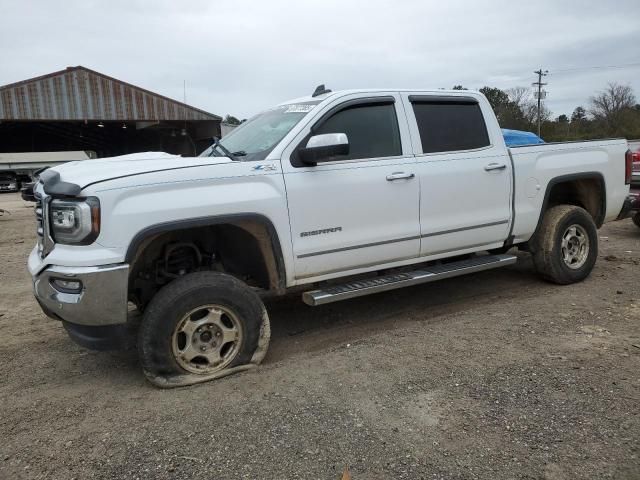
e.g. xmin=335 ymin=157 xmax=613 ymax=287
xmin=531 ymin=205 xmax=598 ymax=284
xmin=138 ymin=271 xmax=270 ymax=386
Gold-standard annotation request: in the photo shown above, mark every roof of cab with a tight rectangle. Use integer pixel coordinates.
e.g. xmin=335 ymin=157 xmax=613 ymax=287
xmin=279 ymin=88 xmax=484 ymax=106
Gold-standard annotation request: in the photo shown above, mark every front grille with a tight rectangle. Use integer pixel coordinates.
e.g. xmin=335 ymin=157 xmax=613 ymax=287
xmin=35 ymin=195 xmax=44 ymax=237
xmin=34 ymin=194 xmax=44 ymax=257
xmin=34 ymin=192 xmax=53 ymax=258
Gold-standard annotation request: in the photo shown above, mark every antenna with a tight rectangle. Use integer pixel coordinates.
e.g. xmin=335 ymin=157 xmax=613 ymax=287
xmin=312 ymin=84 xmax=332 ymax=97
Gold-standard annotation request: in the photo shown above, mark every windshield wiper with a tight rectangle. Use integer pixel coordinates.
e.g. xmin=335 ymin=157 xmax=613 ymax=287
xmin=231 ymin=150 xmax=247 ymax=157
xmin=208 ymin=137 xmax=238 ymax=161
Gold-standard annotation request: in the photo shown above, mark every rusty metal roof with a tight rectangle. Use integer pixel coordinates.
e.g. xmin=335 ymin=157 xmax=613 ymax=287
xmin=0 ymin=66 xmax=221 ymax=121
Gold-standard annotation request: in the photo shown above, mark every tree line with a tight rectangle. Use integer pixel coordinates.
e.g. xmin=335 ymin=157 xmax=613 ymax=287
xmin=453 ymin=83 xmax=640 ymax=141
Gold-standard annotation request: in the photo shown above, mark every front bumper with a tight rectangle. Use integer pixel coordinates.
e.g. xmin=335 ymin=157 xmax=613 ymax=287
xmin=32 ymin=262 xmax=129 ymax=327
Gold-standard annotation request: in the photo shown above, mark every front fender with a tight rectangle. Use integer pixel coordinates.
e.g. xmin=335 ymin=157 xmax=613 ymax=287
xmin=124 ymin=213 xmax=287 ymax=291
xmin=84 ymin=163 xmax=295 ymax=286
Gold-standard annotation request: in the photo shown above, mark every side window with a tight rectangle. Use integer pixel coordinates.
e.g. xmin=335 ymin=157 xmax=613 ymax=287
xmin=411 ymin=101 xmax=490 ymax=153
xmin=313 ymin=103 xmax=402 ymax=160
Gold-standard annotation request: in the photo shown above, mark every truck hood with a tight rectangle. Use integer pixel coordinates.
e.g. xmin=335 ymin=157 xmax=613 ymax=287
xmin=44 ymin=152 xmax=232 ymax=193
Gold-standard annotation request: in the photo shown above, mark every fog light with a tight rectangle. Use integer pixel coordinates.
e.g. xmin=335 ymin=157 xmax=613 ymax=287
xmin=51 ymin=278 xmax=83 ymax=293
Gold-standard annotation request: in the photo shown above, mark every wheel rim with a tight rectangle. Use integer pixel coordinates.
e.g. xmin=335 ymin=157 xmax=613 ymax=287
xmin=171 ymin=304 xmax=243 ymax=374
xmin=560 ymin=224 xmax=589 ymax=270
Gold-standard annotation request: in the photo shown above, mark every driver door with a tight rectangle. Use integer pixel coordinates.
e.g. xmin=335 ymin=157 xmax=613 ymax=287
xmin=281 ymin=93 xmax=421 ymax=282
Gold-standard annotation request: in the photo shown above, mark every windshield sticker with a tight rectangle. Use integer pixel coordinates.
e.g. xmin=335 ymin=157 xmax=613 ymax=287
xmin=283 ymin=104 xmax=315 ymax=113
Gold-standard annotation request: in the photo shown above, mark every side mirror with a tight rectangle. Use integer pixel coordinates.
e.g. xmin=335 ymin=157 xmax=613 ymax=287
xmin=299 ymin=133 xmax=349 ymax=164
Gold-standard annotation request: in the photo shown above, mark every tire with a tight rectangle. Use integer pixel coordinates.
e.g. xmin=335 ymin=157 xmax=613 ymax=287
xmin=531 ymin=205 xmax=598 ymax=285
xmin=633 ymin=212 xmax=640 ymax=229
xmin=138 ymin=271 xmax=269 ymax=385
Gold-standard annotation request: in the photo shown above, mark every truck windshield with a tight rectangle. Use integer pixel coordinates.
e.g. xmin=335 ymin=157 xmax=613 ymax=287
xmin=200 ymin=101 xmax=320 ymax=161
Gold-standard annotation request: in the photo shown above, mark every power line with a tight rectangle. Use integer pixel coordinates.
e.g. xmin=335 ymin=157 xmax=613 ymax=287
xmin=483 ymin=62 xmax=640 ymax=84
xmin=550 ymin=62 xmax=640 ymax=73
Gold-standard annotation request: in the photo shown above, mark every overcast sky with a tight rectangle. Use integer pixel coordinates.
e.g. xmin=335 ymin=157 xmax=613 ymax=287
xmin=2 ymin=0 xmax=639 ymax=120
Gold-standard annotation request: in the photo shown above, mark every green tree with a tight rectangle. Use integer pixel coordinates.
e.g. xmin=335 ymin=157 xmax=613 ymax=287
xmin=479 ymin=87 xmax=510 ymax=111
xmin=480 ymin=86 xmax=529 ymax=129
xmin=223 ymin=115 xmax=241 ymax=125
xmin=571 ymin=106 xmax=587 ymax=123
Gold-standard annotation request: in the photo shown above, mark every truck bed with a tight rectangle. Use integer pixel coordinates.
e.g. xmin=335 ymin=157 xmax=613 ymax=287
xmin=509 ymin=138 xmax=629 ymax=243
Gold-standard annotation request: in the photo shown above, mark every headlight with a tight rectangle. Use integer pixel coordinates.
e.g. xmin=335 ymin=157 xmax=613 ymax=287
xmin=50 ymin=197 xmax=100 ymax=244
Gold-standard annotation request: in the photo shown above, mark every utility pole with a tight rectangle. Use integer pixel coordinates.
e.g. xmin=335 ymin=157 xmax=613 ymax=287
xmin=532 ymin=69 xmax=548 ymax=137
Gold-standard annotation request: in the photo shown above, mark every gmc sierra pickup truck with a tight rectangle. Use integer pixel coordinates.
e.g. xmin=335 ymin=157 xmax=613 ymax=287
xmin=28 ymin=86 xmax=633 ymax=387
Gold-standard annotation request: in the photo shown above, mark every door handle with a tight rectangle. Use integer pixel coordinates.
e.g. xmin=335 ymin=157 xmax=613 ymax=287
xmin=484 ymin=163 xmax=507 ymax=171
xmin=386 ymin=172 xmax=415 ymax=181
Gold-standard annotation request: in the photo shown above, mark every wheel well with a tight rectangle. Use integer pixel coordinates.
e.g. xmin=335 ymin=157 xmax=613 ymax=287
xmin=544 ymin=176 xmax=605 ymax=227
xmin=127 ymin=219 xmax=284 ymax=310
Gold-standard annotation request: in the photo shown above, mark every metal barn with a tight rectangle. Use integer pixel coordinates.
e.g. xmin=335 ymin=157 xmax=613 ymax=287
xmin=0 ymin=66 xmax=221 ymax=158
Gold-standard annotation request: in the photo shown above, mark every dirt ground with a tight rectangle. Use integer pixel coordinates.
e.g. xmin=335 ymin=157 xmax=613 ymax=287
xmin=0 ymin=192 xmax=639 ymax=480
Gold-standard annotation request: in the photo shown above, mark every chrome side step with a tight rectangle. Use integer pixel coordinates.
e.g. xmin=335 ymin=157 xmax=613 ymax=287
xmin=302 ymin=254 xmax=517 ymax=306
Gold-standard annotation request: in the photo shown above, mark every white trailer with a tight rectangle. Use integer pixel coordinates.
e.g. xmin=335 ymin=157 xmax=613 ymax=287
xmin=0 ymin=151 xmax=96 ymax=192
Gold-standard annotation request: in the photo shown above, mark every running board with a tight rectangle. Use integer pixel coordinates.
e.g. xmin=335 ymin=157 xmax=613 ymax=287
xmin=302 ymin=254 xmax=517 ymax=306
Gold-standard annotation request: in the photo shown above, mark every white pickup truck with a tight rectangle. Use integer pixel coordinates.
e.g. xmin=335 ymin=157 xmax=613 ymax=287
xmin=28 ymin=87 xmax=633 ymax=387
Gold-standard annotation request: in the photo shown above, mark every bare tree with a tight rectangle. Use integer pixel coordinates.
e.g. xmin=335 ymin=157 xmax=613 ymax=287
xmin=589 ymin=83 xmax=636 ymax=133
xmin=507 ymin=86 xmax=550 ymax=128
xmin=506 ymin=86 xmax=531 ymax=107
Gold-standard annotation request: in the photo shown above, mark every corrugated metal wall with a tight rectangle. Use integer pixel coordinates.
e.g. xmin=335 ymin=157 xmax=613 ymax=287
xmin=0 ymin=67 xmax=218 ymax=121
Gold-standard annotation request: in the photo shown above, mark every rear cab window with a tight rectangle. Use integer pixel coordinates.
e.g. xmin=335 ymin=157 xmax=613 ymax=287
xmin=409 ymin=96 xmax=490 ymax=154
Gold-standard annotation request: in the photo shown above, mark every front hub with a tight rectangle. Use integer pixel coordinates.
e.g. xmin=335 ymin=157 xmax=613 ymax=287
xmin=171 ymin=305 xmax=242 ymax=374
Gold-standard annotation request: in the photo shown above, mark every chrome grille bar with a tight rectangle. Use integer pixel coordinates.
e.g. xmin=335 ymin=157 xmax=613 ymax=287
xmin=34 ymin=191 xmax=54 ymax=258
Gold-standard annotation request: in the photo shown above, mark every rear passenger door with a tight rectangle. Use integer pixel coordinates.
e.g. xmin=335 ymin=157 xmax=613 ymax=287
xmin=401 ymin=93 xmax=513 ymax=257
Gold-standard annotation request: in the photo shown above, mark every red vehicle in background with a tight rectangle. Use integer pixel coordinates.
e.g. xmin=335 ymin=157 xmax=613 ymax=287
xmin=629 ymin=141 xmax=640 ymax=228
